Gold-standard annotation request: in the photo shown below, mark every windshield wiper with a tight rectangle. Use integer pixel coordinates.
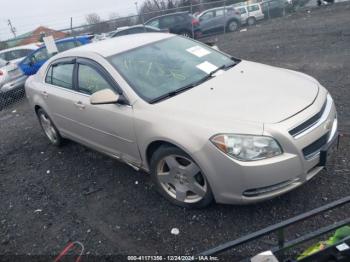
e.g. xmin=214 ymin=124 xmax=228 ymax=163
xmin=149 ymin=82 xmax=198 ymax=104
xmin=149 ymin=61 xmax=237 ymax=104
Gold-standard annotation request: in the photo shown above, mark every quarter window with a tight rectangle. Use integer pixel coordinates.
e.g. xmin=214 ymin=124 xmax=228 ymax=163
xmin=47 ymin=63 xmax=74 ymax=89
xmin=78 ymin=64 xmax=113 ymax=95
xmin=247 ymin=5 xmax=259 ymax=12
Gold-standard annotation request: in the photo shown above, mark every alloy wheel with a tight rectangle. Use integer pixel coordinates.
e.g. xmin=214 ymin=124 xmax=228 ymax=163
xmin=228 ymin=21 xmax=238 ymax=32
xmin=39 ymin=112 xmax=58 ymax=144
xmin=156 ymin=154 xmax=207 ymax=203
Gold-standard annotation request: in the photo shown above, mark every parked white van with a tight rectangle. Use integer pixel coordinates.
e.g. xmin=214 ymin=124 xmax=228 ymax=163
xmin=235 ymin=3 xmax=265 ymax=25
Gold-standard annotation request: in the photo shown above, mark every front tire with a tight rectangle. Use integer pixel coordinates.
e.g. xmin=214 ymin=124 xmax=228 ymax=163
xmin=36 ymin=108 xmax=63 ymax=146
xmin=247 ymin=17 xmax=256 ymax=26
xmin=227 ymin=20 xmax=239 ymax=32
xmin=150 ymin=145 xmax=213 ymax=208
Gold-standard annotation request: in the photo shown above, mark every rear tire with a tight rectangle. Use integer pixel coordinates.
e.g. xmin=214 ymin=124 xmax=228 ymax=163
xmin=150 ymin=145 xmax=214 ymax=208
xmin=36 ymin=108 xmax=63 ymax=146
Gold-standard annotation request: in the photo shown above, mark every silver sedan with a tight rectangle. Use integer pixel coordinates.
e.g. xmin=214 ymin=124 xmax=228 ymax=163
xmin=0 ymin=58 xmax=27 ymax=110
xmin=25 ymin=33 xmax=338 ymax=208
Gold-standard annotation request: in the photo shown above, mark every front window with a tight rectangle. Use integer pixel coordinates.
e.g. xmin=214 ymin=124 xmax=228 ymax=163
xmin=77 ymin=64 xmax=113 ymax=94
xmin=147 ymin=19 xmax=160 ymax=28
xmin=200 ymin=11 xmax=214 ymax=20
xmin=108 ymin=36 xmax=236 ymax=102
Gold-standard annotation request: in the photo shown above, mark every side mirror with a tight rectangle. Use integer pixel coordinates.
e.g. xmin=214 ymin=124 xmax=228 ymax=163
xmin=90 ymin=89 xmax=120 ymax=105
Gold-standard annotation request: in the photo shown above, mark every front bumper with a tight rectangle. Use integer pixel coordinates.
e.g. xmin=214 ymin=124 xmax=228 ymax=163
xmin=193 ymin=89 xmax=338 ymax=205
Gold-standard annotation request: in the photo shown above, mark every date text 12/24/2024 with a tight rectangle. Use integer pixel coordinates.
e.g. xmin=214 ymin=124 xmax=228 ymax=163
xmin=127 ymin=256 xmax=219 ymax=261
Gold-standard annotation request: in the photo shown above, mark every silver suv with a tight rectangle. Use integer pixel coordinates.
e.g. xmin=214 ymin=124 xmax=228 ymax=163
xmin=196 ymin=6 xmax=241 ymax=34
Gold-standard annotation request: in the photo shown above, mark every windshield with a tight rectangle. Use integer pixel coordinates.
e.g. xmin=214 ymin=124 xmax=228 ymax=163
xmin=108 ymin=36 xmax=235 ymax=102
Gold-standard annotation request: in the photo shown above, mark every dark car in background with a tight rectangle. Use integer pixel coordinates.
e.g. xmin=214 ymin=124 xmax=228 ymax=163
xmin=259 ymin=0 xmax=289 ymax=18
xmin=110 ymin=25 xmax=167 ymax=38
xmin=19 ymin=35 xmax=93 ymax=76
xmin=145 ymin=12 xmax=201 ymax=38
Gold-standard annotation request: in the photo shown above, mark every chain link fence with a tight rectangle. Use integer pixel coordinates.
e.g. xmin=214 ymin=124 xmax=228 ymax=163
xmin=0 ymin=0 xmax=317 ymax=112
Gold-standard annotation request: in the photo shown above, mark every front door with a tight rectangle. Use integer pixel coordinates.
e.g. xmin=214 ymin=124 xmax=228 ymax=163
xmin=72 ymin=59 xmax=140 ymax=165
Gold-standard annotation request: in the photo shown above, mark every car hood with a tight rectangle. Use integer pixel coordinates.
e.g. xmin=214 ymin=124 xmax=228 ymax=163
xmin=155 ymin=60 xmax=319 ymax=124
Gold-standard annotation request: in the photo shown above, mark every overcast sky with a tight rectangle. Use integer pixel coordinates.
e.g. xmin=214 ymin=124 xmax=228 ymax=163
xmin=0 ymin=0 xmax=139 ymax=40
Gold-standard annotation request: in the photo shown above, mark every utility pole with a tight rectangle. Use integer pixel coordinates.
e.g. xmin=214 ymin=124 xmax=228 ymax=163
xmin=134 ymin=1 xmax=139 ymax=14
xmin=7 ymin=19 xmax=17 ymax=38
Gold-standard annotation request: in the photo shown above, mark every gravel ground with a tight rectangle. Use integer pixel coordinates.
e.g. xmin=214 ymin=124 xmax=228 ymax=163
xmin=1 ymin=3 xmax=350 ymax=261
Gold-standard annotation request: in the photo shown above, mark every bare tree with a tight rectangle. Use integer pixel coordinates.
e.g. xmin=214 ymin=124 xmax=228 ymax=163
xmin=86 ymin=13 xmax=102 ymax=25
xmin=109 ymin=12 xmax=120 ymax=20
xmin=85 ymin=13 xmax=109 ymax=34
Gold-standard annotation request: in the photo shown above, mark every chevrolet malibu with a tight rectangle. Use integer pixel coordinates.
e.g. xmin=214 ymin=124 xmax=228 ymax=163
xmin=25 ymin=33 xmax=338 ymax=208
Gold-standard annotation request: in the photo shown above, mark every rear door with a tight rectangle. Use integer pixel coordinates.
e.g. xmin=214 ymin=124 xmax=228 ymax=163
xmin=44 ymin=58 xmax=81 ymax=134
xmin=237 ymin=7 xmax=248 ymax=23
xmin=213 ymin=8 xmax=226 ymax=30
xmin=159 ymin=15 xmax=179 ymax=33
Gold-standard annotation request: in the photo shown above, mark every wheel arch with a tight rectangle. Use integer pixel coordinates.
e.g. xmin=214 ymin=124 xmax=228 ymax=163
xmin=145 ymin=139 xmax=194 ymax=170
xmin=227 ymin=18 xmax=240 ymax=26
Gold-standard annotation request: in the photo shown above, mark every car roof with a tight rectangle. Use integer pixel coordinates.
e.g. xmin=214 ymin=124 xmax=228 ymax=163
xmin=115 ymin=24 xmax=154 ymax=32
xmin=0 ymin=43 xmax=40 ymax=54
xmin=198 ymin=6 xmax=234 ymax=14
xmin=63 ymin=32 xmax=173 ymax=57
xmin=32 ymin=35 xmax=90 ymax=51
xmin=146 ymin=11 xmax=189 ymax=22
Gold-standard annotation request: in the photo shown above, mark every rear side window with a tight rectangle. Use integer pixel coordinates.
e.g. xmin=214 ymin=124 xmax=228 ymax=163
xmin=46 ymin=63 xmax=74 ymax=89
xmin=0 ymin=49 xmax=32 ymax=61
xmin=247 ymin=5 xmax=260 ymax=12
xmin=160 ymin=16 xmax=177 ymax=28
xmin=57 ymin=41 xmax=82 ymax=52
xmin=77 ymin=64 xmax=113 ymax=95
xmin=215 ymin=9 xmax=225 ymax=17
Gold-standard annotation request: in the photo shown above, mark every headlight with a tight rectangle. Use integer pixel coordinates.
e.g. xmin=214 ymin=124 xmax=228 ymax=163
xmin=210 ymin=134 xmax=282 ymax=161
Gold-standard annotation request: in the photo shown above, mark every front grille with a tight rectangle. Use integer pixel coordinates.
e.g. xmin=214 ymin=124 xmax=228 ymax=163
xmin=302 ymin=133 xmax=329 ymax=160
xmin=289 ymin=99 xmax=327 ymax=137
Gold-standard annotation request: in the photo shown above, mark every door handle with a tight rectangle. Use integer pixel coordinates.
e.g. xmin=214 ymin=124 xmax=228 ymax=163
xmin=74 ymin=101 xmax=85 ymax=110
xmin=42 ymin=91 xmax=48 ymax=98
